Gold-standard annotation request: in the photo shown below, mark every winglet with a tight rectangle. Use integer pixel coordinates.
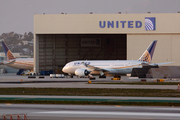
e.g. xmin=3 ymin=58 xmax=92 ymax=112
xmin=138 ymin=40 xmax=157 ymax=62
xmin=1 ymin=41 xmax=16 ymax=60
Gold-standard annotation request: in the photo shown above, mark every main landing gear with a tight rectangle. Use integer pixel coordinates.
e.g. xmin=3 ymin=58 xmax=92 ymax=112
xmin=99 ymin=71 xmax=106 ymax=78
xmin=99 ymin=75 xmax=106 ymax=78
xmin=89 ymin=77 xmax=96 ymax=80
xmin=88 ymin=74 xmax=96 ymax=80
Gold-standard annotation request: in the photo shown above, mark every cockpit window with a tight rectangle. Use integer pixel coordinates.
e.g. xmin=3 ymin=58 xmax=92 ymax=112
xmin=66 ymin=63 xmax=73 ymax=67
xmin=66 ymin=63 xmax=70 ymax=67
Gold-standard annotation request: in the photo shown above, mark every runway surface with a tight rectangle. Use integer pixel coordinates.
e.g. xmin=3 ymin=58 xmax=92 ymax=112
xmin=0 ymin=73 xmax=179 ymax=89
xmin=1 ymin=95 xmax=180 ymax=103
xmin=1 ymin=104 xmax=180 ymax=119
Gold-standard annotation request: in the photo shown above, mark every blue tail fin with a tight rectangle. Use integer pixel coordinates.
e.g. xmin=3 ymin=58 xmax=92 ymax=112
xmin=138 ymin=40 xmax=157 ymax=62
xmin=1 ymin=41 xmax=16 ymax=60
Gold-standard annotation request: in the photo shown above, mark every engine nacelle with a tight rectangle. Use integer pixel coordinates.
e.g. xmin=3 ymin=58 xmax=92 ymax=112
xmin=75 ymin=68 xmax=90 ymax=77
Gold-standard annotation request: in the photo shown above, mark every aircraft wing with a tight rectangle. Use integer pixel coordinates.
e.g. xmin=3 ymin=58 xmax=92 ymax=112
xmin=81 ymin=62 xmax=108 ymax=72
xmin=81 ymin=62 xmax=141 ymax=73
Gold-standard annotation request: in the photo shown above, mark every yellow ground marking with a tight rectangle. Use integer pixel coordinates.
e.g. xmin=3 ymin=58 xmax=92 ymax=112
xmin=115 ymin=105 xmax=121 ymax=107
xmin=6 ymin=103 xmax=11 ymax=105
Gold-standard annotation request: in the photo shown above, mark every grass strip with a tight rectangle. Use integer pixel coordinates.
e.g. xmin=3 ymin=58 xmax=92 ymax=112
xmin=93 ymin=82 xmax=180 ymax=85
xmin=0 ymin=88 xmax=180 ymax=97
xmin=1 ymin=100 xmax=180 ymax=106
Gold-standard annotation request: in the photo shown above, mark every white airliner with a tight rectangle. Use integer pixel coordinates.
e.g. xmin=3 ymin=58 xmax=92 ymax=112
xmin=62 ymin=40 xmax=173 ymax=79
xmin=1 ymin=41 xmax=34 ymax=73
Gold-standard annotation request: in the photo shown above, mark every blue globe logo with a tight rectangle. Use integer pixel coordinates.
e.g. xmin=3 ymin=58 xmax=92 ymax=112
xmin=145 ymin=17 xmax=156 ymax=31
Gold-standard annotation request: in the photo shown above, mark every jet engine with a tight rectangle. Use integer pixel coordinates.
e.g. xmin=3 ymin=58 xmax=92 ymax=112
xmin=75 ymin=68 xmax=90 ymax=77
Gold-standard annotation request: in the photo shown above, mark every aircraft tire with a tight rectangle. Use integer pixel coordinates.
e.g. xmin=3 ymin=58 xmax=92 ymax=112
xmin=99 ymin=75 xmax=106 ymax=78
xmin=89 ymin=77 xmax=96 ymax=80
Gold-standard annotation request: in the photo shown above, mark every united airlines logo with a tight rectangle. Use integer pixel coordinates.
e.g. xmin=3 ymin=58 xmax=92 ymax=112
xmin=7 ymin=50 xmax=16 ymax=60
xmin=145 ymin=17 xmax=156 ymax=31
xmin=139 ymin=51 xmax=151 ymax=62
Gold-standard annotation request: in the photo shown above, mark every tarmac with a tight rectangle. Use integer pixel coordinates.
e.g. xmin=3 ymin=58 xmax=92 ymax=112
xmin=1 ymin=74 xmax=180 ymax=119
xmin=0 ymin=73 xmax=179 ymax=89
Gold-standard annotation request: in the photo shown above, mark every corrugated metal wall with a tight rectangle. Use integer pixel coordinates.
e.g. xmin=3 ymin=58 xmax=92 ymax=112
xmin=38 ymin=34 xmax=126 ymax=73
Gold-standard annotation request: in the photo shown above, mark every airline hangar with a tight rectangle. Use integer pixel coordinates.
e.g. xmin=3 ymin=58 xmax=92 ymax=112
xmin=34 ymin=13 xmax=180 ymax=73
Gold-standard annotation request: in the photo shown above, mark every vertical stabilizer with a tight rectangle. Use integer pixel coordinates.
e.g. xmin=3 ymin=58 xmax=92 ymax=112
xmin=138 ymin=40 xmax=157 ymax=62
xmin=1 ymin=41 xmax=16 ymax=60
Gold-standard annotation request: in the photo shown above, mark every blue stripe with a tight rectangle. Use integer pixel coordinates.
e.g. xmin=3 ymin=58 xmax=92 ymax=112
xmin=1 ymin=42 xmax=9 ymax=58
xmin=147 ymin=40 xmax=157 ymax=59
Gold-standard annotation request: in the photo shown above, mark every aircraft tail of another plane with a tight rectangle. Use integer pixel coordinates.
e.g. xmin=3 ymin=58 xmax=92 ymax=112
xmin=138 ymin=40 xmax=157 ymax=62
xmin=1 ymin=41 xmax=16 ymax=60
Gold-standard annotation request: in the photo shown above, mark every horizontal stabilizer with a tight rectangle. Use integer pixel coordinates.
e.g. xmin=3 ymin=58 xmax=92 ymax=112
xmin=142 ymin=62 xmax=174 ymax=66
xmin=141 ymin=63 xmax=155 ymax=66
xmin=3 ymin=60 xmax=16 ymax=65
xmin=155 ymin=62 xmax=174 ymax=66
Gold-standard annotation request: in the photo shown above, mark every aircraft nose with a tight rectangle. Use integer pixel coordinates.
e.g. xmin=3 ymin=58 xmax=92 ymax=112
xmin=62 ymin=67 xmax=66 ymax=73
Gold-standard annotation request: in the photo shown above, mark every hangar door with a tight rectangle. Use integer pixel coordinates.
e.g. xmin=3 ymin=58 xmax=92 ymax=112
xmin=38 ymin=34 xmax=126 ymax=73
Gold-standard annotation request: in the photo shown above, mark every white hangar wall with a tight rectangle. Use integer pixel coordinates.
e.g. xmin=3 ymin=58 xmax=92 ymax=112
xmin=34 ymin=13 xmax=180 ymax=73
xmin=127 ymin=34 xmax=180 ymax=66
